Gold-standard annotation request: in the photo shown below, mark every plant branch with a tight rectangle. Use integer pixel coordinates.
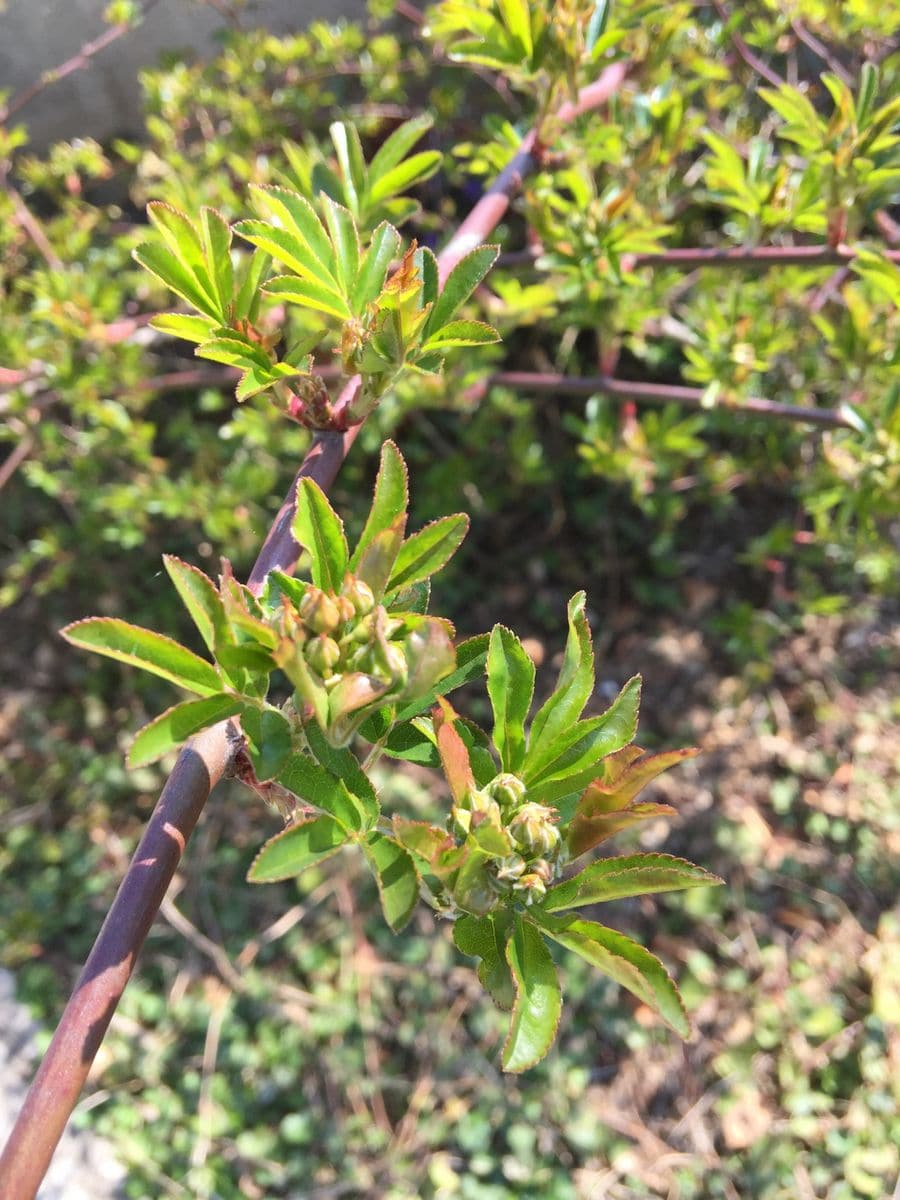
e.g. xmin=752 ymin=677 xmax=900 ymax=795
xmin=711 ymin=0 xmax=786 ymax=90
xmin=0 ymin=63 xmax=631 ymax=1198
xmin=476 ymin=371 xmax=856 ymax=430
xmin=499 ymin=243 xmax=900 ymax=271
xmin=0 ymin=0 xmax=163 ymax=125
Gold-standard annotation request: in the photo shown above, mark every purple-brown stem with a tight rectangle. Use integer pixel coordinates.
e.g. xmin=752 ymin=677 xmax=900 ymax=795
xmin=0 ymin=64 xmax=629 ymax=1198
xmin=477 ymin=371 xmax=855 ymax=430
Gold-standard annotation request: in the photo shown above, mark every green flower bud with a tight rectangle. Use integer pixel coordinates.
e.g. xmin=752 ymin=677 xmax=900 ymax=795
xmin=299 ymin=586 xmax=341 ymax=634
xmin=335 ymin=594 xmax=356 ymax=624
xmin=340 ymin=574 xmax=375 ymax=617
xmin=453 ymin=787 xmax=502 ymax=835
xmin=513 ymin=872 xmax=547 ymax=904
xmin=487 ymin=772 xmax=527 ymax=811
xmin=304 ymin=634 xmax=341 ymax=677
xmin=508 ymin=802 xmax=560 ymax=856
xmin=529 ymin=858 xmax=555 ymax=885
xmin=493 ymin=854 xmax=527 ymax=883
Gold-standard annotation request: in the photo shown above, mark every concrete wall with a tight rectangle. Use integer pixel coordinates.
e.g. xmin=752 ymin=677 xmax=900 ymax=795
xmin=0 ymin=0 xmax=366 ymax=148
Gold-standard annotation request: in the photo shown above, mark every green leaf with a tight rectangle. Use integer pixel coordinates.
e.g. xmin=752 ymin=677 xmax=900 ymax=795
xmin=414 ymin=245 xmax=439 ymax=309
xmin=292 ymin=478 xmax=350 ymax=592
xmin=329 ymin=121 xmax=367 ymax=216
xmin=352 ymin=221 xmax=401 ymax=313
xmin=248 ymin=815 xmax=349 ymax=883
xmin=263 ymin=570 xmax=308 ymax=610
xmin=279 ymin=752 xmax=377 ymax=832
xmin=586 ymin=0 xmax=611 ymax=53
xmin=368 ymin=150 xmax=442 ymax=204
xmin=303 ymin=721 xmax=379 ymax=813
xmin=487 ymin=624 xmax=534 ymax=773
xmin=61 ymin=618 xmax=222 ymax=695
xmin=234 ymin=247 xmax=272 ymax=322
xmin=525 ymin=592 xmax=594 ymax=774
xmin=363 ymin=833 xmax=420 ymax=931
xmin=502 ymin=916 xmax=562 ymax=1072
xmin=149 ymin=313 xmax=217 ymax=345
xmin=128 ymin=694 xmax=242 ymax=767
xmin=425 ymin=244 xmax=499 ymax=337
xmin=199 ymin=206 xmax=233 ymax=318
xmin=422 ymin=318 xmax=500 ymax=350
xmin=355 ymin=521 xmax=405 ymax=601
xmin=524 ymin=678 xmax=642 ymax=805
xmin=163 ymin=555 xmax=228 ymax=655
xmin=321 ymin=195 xmax=359 ymax=294
xmin=369 ymin=114 xmax=435 ymax=182
xmin=146 ymin=201 xmax=219 ymax=309
xmin=453 ymin=910 xmax=515 ymax=1009
xmin=436 ymin=709 xmax=476 ymax=804
xmin=497 ymin=0 xmax=533 ymax=58
xmin=195 ymin=331 xmax=271 ymax=371
xmin=133 ymin=242 xmax=221 ymax=322
xmin=534 ymin=912 xmax=689 ymax=1038
xmin=855 ymin=62 xmax=879 ymax=129
xmin=240 ymin=706 xmax=294 ymax=781
xmin=249 ymin=185 xmax=336 ymax=280
xmin=263 ymin=274 xmax=351 ymax=320
xmin=378 ymin=718 xmax=441 ymax=766
xmin=388 ymin=513 xmax=469 ymax=592
xmin=233 ymin=219 xmax=338 ymax=291
xmin=544 ymin=853 xmax=723 ymax=912
xmin=391 ymin=632 xmax=489 ymax=722
xmin=350 ymin=440 xmax=409 ymax=570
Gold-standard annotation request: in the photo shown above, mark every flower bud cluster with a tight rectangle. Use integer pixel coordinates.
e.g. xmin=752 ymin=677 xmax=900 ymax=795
xmin=455 ymin=772 xmax=564 ymax=908
xmin=286 ymin=576 xmax=397 ymax=687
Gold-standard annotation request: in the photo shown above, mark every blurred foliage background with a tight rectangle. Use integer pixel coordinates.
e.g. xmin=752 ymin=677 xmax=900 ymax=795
xmin=1 ymin=0 xmax=898 ymax=1196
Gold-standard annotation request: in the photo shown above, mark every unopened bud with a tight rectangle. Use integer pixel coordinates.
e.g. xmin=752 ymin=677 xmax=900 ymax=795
xmin=335 ymin=594 xmax=356 ymax=624
xmin=493 ymin=854 xmax=527 ymax=883
xmin=341 ymin=574 xmax=375 ymax=617
xmin=487 ymin=773 xmax=527 ymax=811
xmin=530 ymin=858 xmax=555 ymax=885
xmin=299 ymin=587 xmax=341 ymax=634
xmin=508 ymin=802 xmax=560 ymax=856
xmin=305 ymin=634 xmax=341 ymax=677
xmin=513 ymin=872 xmax=547 ymax=904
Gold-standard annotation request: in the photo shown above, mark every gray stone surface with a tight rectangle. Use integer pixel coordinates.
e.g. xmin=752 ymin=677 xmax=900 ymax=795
xmin=0 ymin=0 xmax=366 ymax=149
xmin=0 ymin=969 xmax=126 ymax=1199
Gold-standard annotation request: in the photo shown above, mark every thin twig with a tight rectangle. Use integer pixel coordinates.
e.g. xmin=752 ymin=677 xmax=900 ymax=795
xmin=790 ymin=20 xmax=853 ymax=86
xmin=4 ymin=184 xmax=63 ymax=270
xmin=500 ymin=242 xmax=900 ymax=271
xmin=0 ymin=0 xmax=163 ymax=124
xmin=711 ymin=0 xmax=786 ymax=90
xmin=477 ymin=371 xmax=856 ymax=429
xmin=0 ymin=434 xmax=35 ymax=492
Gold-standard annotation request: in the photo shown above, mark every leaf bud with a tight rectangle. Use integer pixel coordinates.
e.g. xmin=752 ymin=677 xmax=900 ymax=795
xmin=340 ymin=574 xmax=375 ymax=617
xmin=508 ymin=802 xmax=560 ymax=856
xmin=487 ymin=772 xmax=527 ymax=811
xmin=304 ymin=634 xmax=342 ymax=678
xmin=298 ymin=586 xmax=342 ymax=634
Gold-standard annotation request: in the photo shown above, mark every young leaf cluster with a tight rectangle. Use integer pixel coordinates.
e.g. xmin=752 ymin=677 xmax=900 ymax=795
xmin=134 ymin=118 xmax=499 ymax=427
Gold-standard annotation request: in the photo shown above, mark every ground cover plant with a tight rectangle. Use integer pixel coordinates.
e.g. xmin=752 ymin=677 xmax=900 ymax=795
xmin=1 ymin=0 xmax=898 ymax=1196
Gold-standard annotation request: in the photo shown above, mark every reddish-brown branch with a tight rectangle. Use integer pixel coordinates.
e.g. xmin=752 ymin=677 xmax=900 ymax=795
xmin=711 ymin=0 xmax=786 ymax=90
xmin=625 ymin=244 xmax=900 ymax=270
xmin=0 ymin=0 xmax=163 ymax=125
xmin=477 ymin=371 xmax=855 ymax=430
xmin=438 ymin=61 xmax=628 ymax=281
xmin=499 ymin=242 xmax=900 ymax=271
xmin=0 ymin=63 xmax=629 ymax=1198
